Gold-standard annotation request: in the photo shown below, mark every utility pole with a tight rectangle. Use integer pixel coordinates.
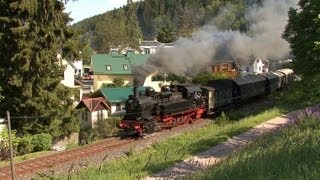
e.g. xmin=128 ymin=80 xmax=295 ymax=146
xmin=7 ymin=111 xmax=15 ymax=180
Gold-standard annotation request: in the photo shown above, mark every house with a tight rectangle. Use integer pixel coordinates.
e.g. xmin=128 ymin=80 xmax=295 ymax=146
xmin=91 ymin=50 xmax=148 ymax=90
xmin=239 ymin=58 xmax=269 ymax=75
xmin=75 ymin=97 xmax=111 ymax=129
xmin=210 ymin=61 xmax=238 ymax=78
xmin=90 ymin=86 xmax=147 ymax=115
xmin=139 ymin=39 xmax=174 ymax=54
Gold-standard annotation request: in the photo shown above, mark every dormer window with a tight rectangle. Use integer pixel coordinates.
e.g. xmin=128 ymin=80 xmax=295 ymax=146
xmin=106 ymin=65 xmax=111 ymax=71
xmin=123 ymin=64 xmax=129 ymax=70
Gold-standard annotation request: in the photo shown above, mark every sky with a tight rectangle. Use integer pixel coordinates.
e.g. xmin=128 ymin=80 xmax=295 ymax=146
xmin=65 ymin=0 xmax=140 ymax=23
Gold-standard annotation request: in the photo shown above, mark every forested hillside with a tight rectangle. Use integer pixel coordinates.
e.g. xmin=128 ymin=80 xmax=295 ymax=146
xmin=74 ymin=0 xmax=255 ymax=53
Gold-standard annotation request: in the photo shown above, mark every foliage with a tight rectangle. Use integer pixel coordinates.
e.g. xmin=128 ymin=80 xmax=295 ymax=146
xmin=166 ymin=73 xmax=187 ymax=84
xmin=31 ymin=133 xmax=53 ymax=152
xmin=17 ymin=135 xmax=34 ymax=156
xmin=192 ymin=72 xmax=228 ymax=85
xmin=0 ymin=0 xmax=79 ymax=138
xmin=156 ymin=26 xmax=176 ymax=43
xmin=0 ymin=129 xmax=19 ymax=160
xmin=283 ymin=0 xmax=320 ymax=78
xmin=189 ymin=118 xmax=320 ymax=179
xmin=91 ymin=117 xmax=121 ymax=140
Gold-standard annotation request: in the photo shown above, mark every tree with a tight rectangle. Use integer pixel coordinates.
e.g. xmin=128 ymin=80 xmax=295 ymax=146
xmin=0 ymin=0 xmax=80 ymax=138
xmin=125 ymin=2 xmax=143 ymax=51
xmin=156 ymin=26 xmax=176 ymax=43
xmin=192 ymin=72 xmax=228 ymax=85
xmin=283 ymin=0 xmax=320 ymax=78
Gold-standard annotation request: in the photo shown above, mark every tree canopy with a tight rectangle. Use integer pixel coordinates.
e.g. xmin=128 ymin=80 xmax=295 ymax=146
xmin=283 ymin=0 xmax=320 ymax=78
xmin=74 ymin=0 xmax=248 ymax=53
xmin=0 ymin=0 xmax=80 ymax=138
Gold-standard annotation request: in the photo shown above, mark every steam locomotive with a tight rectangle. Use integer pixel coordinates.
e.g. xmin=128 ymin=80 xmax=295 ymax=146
xmin=119 ymin=69 xmax=294 ymax=136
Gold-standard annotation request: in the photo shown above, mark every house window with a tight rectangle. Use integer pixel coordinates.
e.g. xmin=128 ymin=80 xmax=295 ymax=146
xmin=222 ymin=64 xmax=229 ymax=71
xmin=82 ymin=111 xmax=88 ymax=121
xmin=123 ymin=64 xmax=129 ymax=71
xmin=144 ymin=48 xmax=150 ymax=54
xmin=259 ymin=67 xmax=261 ymax=71
xmin=106 ymin=65 xmax=111 ymax=71
xmin=246 ymin=67 xmax=250 ymax=72
xmin=116 ymin=103 xmax=121 ymax=111
xmin=97 ymin=110 xmax=104 ymax=120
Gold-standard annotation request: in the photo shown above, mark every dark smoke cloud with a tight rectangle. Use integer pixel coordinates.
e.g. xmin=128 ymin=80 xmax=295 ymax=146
xmin=134 ymin=0 xmax=298 ymax=84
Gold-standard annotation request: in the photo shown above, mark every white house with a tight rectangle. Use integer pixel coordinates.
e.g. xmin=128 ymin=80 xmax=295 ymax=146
xmin=76 ymin=97 xmax=110 ymax=129
xmin=57 ymin=53 xmax=83 ymax=103
xmin=240 ymin=58 xmax=269 ymax=75
xmin=139 ymin=39 xmax=174 ymax=54
xmin=143 ymin=72 xmax=171 ymax=92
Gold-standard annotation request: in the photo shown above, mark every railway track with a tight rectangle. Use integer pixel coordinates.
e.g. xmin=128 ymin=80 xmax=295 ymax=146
xmin=0 ymin=137 xmax=135 ymax=179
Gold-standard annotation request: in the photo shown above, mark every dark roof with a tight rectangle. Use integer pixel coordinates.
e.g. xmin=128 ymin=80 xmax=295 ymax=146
xmin=140 ymin=41 xmax=163 ymax=47
xmin=206 ymin=79 xmax=235 ymax=89
xmin=234 ymin=75 xmax=266 ymax=85
xmin=75 ymin=97 xmax=110 ymax=112
xmin=260 ymin=72 xmax=278 ymax=80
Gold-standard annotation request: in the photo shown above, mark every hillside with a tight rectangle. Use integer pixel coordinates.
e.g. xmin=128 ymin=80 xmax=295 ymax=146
xmin=73 ymin=0 xmax=250 ymax=53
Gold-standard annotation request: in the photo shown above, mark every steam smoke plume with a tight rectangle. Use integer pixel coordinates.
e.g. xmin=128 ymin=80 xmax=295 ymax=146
xmin=134 ymin=0 xmax=298 ymax=83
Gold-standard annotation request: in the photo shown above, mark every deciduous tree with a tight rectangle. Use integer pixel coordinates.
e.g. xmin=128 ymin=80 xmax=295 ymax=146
xmin=283 ymin=0 xmax=320 ymax=78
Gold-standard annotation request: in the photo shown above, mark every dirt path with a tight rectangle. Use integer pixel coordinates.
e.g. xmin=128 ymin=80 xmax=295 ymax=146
xmin=144 ymin=104 xmax=320 ymax=180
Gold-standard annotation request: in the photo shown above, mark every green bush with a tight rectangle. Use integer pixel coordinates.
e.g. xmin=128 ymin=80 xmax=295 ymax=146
xmin=0 ymin=129 xmax=19 ymax=160
xmin=17 ymin=135 xmax=33 ymax=155
xmin=31 ymin=133 xmax=52 ymax=152
xmin=91 ymin=117 xmax=121 ymax=140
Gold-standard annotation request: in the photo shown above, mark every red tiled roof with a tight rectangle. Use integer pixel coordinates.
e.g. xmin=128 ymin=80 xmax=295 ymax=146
xmin=75 ymin=97 xmax=110 ymax=112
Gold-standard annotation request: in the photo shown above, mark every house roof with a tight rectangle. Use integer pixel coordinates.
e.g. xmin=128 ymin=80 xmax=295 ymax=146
xmin=92 ymin=52 xmax=148 ymax=75
xmin=75 ymin=97 xmax=110 ymax=112
xmin=91 ymin=86 xmax=147 ymax=103
xmin=140 ymin=40 xmax=163 ymax=47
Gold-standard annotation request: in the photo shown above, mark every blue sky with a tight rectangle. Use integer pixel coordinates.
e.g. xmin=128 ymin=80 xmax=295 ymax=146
xmin=64 ymin=0 xmax=129 ymax=23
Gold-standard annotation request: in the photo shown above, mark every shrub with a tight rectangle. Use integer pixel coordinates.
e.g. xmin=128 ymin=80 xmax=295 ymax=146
xmin=17 ymin=135 xmax=33 ymax=155
xmin=91 ymin=117 xmax=121 ymax=140
xmin=31 ymin=133 xmax=52 ymax=152
xmin=0 ymin=129 xmax=19 ymax=160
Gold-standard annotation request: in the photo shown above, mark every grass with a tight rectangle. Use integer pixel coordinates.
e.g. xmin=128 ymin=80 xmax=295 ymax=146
xmin=188 ymin=118 xmax=320 ymax=180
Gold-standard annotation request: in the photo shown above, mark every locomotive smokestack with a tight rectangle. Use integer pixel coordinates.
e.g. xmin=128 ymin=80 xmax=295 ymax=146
xmin=133 ymin=77 xmax=139 ymax=98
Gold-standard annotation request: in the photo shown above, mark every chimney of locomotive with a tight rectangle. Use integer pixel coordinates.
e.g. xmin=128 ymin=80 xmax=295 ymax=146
xmin=133 ymin=77 xmax=139 ymax=98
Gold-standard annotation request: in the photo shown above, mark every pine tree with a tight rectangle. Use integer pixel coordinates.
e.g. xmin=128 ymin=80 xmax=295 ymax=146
xmin=125 ymin=2 xmax=143 ymax=50
xmin=0 ymin=0 xmax=79 ymax=138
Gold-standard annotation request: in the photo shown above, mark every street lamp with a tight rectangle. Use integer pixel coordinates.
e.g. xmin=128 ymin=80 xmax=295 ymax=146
xmin=0 ymin=111 xmax=15 ymax=180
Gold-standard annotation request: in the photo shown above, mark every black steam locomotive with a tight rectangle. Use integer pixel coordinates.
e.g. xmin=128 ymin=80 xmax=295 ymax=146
xmin=119 ymin=69 xmax=294 ymax=136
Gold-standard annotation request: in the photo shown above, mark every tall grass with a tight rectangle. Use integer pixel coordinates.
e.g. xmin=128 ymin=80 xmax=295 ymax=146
xmin=189 ymin=118 xmax=320 ymax=180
